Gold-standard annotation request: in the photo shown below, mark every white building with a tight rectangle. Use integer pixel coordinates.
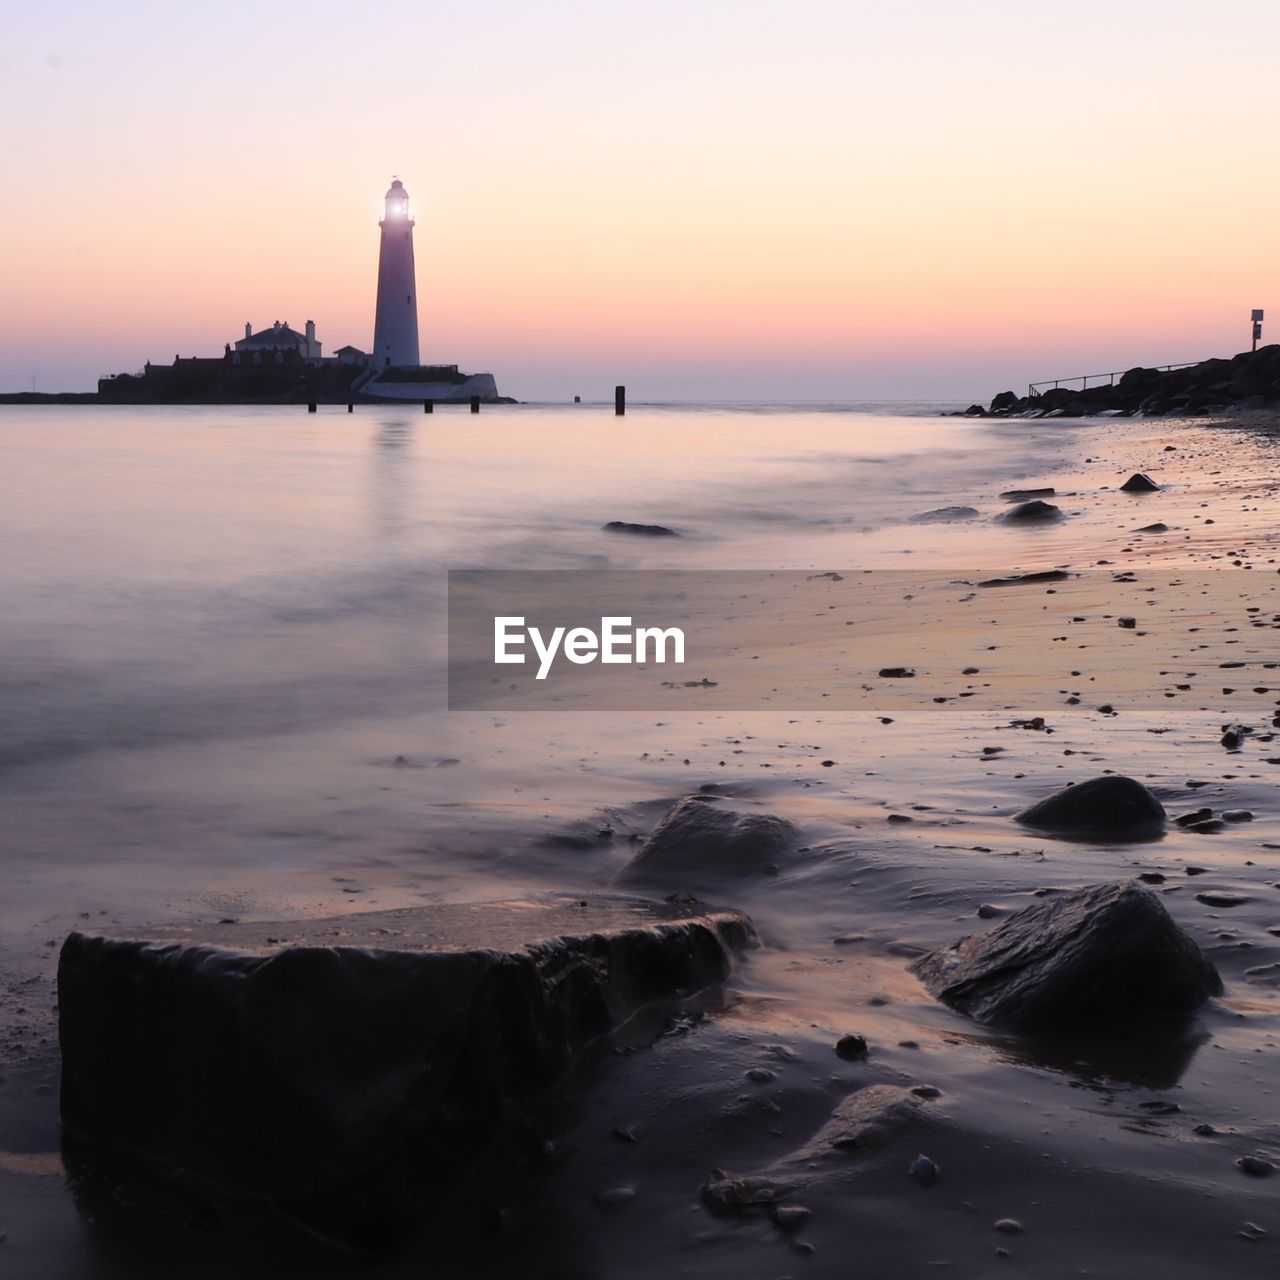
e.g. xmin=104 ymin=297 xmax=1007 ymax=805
xmin=234 ymin=321 xmax=322 ymax=363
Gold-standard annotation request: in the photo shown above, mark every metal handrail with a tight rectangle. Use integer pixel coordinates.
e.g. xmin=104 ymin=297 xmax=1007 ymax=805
xmin=1027 ymin=362 xmax=1200 ymax=398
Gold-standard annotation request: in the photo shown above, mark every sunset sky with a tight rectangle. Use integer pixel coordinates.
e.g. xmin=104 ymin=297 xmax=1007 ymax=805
xmin=3 ymin=0 xmax=1278 ymax=399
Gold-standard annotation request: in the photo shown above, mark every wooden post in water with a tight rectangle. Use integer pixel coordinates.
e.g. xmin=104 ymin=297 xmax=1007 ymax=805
xmin=307 ymin=402 xmax=317 ymax=413
xmin=470 ymin=395 xmax=480 ymax=414
xmin=615 ymin=385 xmax=625 ymax=416
xmin=424 ymin=400 xmax=433 ymax=413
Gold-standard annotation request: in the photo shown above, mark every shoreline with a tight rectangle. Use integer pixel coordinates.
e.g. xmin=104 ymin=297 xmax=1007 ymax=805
xmin=4 ymin=406 xmax=1280 ymax=1277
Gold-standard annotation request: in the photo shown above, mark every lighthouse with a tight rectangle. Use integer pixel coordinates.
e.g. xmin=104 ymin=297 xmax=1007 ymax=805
xmin=372 ymin=178 xmax=421 ymax=369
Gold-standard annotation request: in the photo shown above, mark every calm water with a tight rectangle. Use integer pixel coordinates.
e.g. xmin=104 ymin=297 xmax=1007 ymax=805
xmin=0 ymin=402 xmax=1072 ymax=928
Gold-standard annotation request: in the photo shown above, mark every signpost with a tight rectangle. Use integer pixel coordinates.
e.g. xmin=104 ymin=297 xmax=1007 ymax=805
xmin=1252 ymin=309 xmax=1264 ymax=352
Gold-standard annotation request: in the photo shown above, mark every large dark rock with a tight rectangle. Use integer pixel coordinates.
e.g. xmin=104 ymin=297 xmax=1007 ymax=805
xmin=1120 ymin=472 xmax=1160 ymax=493
xmin=617 ymin=796 xmax=796 ymax=884
xmin=59 ymin=895 xmax=754 ymax=1246
xmin=990 ymin=390 xmax=1019 ymax=412
xmin=1014 ymin=774 xmax=1165 ymax=838
xmin=910 ymin=881 xmax=1222 ymax=1031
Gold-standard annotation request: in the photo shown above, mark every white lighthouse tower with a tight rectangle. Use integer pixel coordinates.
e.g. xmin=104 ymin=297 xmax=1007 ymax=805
xmin=372 ymin=178 xmax=421 ymax=369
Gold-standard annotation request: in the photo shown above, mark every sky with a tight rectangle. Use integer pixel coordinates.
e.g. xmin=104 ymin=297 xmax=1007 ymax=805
xmin=2 ymin=0 xmax=1278 ymax=400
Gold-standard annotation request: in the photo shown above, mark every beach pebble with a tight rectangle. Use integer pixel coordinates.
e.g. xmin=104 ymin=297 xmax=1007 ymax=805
xmin=592 ymin=1185 xmax=637 ymax=1210
xmin=1222 ymin=809 xmax=1254 ymax=822
xmin=1196 ymin=892 xmax=1250 ymax=908
xmin=835 ymin=1033 xmax=869 ymax=1061
xmin=976 ymin=904 xmax=1001 ymax=919
xmin=994 ymin=1218 xmax=1024 ymax=1234
xmin=910 ymin=1085 xmax=942 ymax=1099
xmin=602 ymin=521 xmax=678 ymax=537
xmin=1120 ymin=472 xmax=1160 ymax=492
xmin=771 ymin=1205 xmax=811 ymax=1231
xmin=1118 ymin=617 xmax=1137 ymax=628
xmin=908 ymin=1154 xmax=941 ymax=1187
xmin=1237 ymin=1155 xmax=1275 ymax=1178
xmin=746 ymin=1067 xmax=778 ymax=1084
xmin=879 ymin=667 xmax=915 ymax=678
xmin=1175 ymin=808 xmax=1213 ymax=827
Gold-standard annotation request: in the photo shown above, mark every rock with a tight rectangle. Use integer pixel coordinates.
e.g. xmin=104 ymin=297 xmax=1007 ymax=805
xmin=910 ymin=505 xmax=979 ymax=523
xmin=603 ymin=520 xmax=678 ymax=536
xmin=1223 ymin=809 xmax=1254 ymax=822
xmin=699 ymin=1167 xmax=789 ymax=1217
xmin=908 ymin=1154 xmax=941 ymax=1187
xmin=780 ymin=1085 xmax=927 ymax=1162
xmin=978 ymin=570 xmax=1069 ymax=587
xmin=1175 ymin=808 xmax=1213 ymax=827
xmin=1014 ymin=775 xmax=1166 ymax=839
xmin=58 ymin=895 xmax=754 ymax=1248
xmin=615 ymin=796 xmax=796 ymax=884
xmin=999 ymin=499 xmax=1063 ymax=523
xmin=1222 ymin=725 xmax=1248 ymax=750
xmin=963 ymin=404 xmax=987 ymax=416
xmin=995 ymin=1218 xmax=1024 ymax=1234
xmin=909 ymin=881 xmax=1222 ymax=1032
xmin=746 ymin=1067 xmax=778 ymax=1083
xmin=592 ymin=1185 xmax=637 ymax=1210
xmin=1196 ymin=892 xmax=1250 ymax=908
xmin=1136 ymin=522 xmax=1169 ymax=533
xmin=990 ymin=391 xmax=1019 ymax=412
xmin=1000 ymin=487 xmax=1056 ymax=502
xmin=1238 ymin=1156 xmax=1275 ymax=1178
xmin=1118 ymin=616 xmax=1137 ymax=629
xmin=771 ymin=1204 xmax=811 ymax=1231
xmin=835 ymin=1033 xmax=869 ymax=1061
xmin=878 ymin=667 xmax=915 ymax=678
xmin=1120 ymin=473 xmax=1160 ymax=493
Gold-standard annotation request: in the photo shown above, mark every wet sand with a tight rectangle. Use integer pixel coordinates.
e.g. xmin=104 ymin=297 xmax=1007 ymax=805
xmin=4 ymin=409 xmax=1280 ymax=1276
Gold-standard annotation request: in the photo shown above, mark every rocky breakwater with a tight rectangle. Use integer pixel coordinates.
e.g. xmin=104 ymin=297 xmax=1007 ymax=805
xmin=58 ymin=894 xmax=755 ymax=1248
xmin=963 ymin=343 xmax=1280 ymax=418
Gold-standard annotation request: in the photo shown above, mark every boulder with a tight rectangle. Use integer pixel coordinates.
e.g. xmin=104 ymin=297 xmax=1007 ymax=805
xmin=1014 ymin=774 xmax=1165 ymax=838
xmin=990 ymin=390 xmax=1019 ymax=412
xmin=1120 ymin=472 xmax=1160 ymax=493
xmin=910 ymin=881 xmax=1222 ymax=1031
xmin=999 ymin=499 xmax=1063 ymax=522
xmin=617 ymin=796 xmax=796 ymax=883
xmin=604 ymin=520 xmax=678 ymax=536
xmin=1000 ymin=487 xmax=1055 ymax=501
xmin=59 ymin=895 xmax=755 ymax=1247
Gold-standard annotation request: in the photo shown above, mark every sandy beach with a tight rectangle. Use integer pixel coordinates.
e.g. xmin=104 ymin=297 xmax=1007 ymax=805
xmin=3 ymin=404 xmax=1280 ymax=1277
